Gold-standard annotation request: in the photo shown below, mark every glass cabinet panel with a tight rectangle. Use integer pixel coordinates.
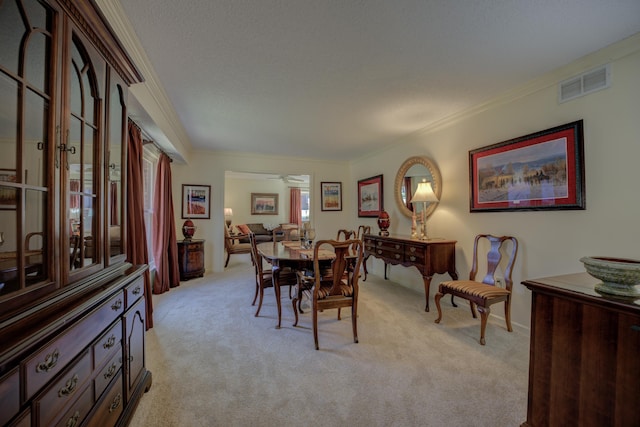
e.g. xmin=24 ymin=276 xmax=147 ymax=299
xmin=107 ymin=78 xmax=125 ymax=258
xmin=67 ymin=34 xmax=100 ymax=273
xmin=0 ymin=0 xmax=53 ymax=302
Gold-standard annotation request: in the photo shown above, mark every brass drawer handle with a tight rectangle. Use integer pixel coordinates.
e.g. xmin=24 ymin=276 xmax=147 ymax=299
xmin=409 ymin=256 xmax=416 ymax=262
xmin=376 ymin=241 xmax=382 ymax=246
xmin=111 ymin=299 xmax=122 ymax=311
xmin=36 ymin=348 xmax=60 ymax=373
xmin=109 ymin=393 xmax=122 ymax=413
xmin=132 ymin=286 xmax=142 ymax=295
xmin=395 ymin=254 xmax=400 ymax=259
xmin=66 ymin=411 xmax=80 ymax=427
xmin=58 ymin=373 xmax=79 ymax=397
xmin=377 ymin=250 xmax=382 ymax=255
xmin=104 ymin=363 xmax=117 ymax=380
xmin=103 ymin=334 xmax=117 ymax=349
xmin=394 ymin=244 xmax=400 ymax=249
xmin=409 ymin=247 xmax=416 ymax=253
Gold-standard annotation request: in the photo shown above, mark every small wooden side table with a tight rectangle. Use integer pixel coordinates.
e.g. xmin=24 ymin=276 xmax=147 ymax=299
xmin=177 ymin=239 xmax=205 ymax=280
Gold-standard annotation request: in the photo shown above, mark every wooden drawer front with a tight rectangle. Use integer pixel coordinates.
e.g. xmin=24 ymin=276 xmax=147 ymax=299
xmin=35 ymin=350 xmax=92 ymax=427
xmin=363 ymin=238 xmax=376 ymax=254
xmin=0 ymin=367 xmax=20 ymax=426
xmin=86 ymin=372 xmax=123 ymax=427
xmin=94 ymin=347 xmax=122 ymax=399
xmin=125 ymin=277 xmax=144 ymax=308
xmin=405 ymin=244 xmax=426 ymax=263
xmin=53 ymin=381 xmax=93 ymax=427
xmin=93 ymin=320 xmax=122 ymax=369
xmin=374 ymin=240 xmax=404 ymax=260
xmin=8 ymin=410 xmax=30 ymax=427
xmin=24 ymin=291 xmax=125 ymax=400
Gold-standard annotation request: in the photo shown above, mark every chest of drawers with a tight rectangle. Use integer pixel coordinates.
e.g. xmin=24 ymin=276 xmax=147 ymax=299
xmin=0 ymin=266 xmax=151 ymax=427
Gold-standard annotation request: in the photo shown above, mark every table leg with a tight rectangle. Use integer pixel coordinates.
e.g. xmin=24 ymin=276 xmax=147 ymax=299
xmin=422 ymin=275 xmax=433 ymax=312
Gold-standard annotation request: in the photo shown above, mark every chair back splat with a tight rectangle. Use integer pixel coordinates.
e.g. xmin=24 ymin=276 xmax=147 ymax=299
xmin=336 ymin=229 xmax=356 ymax=241
xmin=434 ymin=234 xmax=518 ymax=345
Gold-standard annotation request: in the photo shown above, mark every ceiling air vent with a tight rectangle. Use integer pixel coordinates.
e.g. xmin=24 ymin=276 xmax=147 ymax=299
xmin=559 ymin=64 xmax=610 ymax=103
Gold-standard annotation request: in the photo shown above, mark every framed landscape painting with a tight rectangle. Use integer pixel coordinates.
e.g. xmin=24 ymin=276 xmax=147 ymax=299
xmin=320 ymin=182 xmax=342 ymax=211
xmin=358 ymin=174 xmax=383 ymax=217
xmin=251 ymin=193 xmax=279 ymax=215
xmin=182 ymin=184 xmax=211 ymax=219
xmin=469 ymin=120 xmax=585 ymax=212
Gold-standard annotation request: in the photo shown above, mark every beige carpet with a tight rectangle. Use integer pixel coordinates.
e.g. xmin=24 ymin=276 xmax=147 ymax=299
xmin=129 ymin=254 xmax=530 ymax=427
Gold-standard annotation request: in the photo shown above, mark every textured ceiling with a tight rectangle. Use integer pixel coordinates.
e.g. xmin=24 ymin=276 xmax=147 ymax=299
xmin=116 ymin=0 xmax=640 ymax=161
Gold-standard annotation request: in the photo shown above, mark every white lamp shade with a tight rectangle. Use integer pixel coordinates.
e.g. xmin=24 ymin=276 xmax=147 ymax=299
xmin=224 ymin=208 xmax=233 ymax=217
xmin=411 ymin=182 xmax=439 ymax=203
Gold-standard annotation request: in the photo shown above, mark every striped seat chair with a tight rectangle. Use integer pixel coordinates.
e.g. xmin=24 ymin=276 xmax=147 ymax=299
xmin=434 ymin=234 xmax=518 ymax=345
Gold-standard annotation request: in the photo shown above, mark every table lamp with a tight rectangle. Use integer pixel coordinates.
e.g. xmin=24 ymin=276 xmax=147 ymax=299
xmin=224 ymin=208 xmax=233 ymax=231
xmin=411 ymin=181 xmax=439 ymax=239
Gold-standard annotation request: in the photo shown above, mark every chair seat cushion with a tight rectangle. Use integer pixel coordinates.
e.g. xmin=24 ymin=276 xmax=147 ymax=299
xmin=440 ymin=280 xmax=510 ymax=300
xmin=317 ymin=281 xmax=353 ymax=299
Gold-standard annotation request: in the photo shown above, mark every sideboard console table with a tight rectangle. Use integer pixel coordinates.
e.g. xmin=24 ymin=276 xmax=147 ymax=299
xmin=363 ymin=234 xmax=457 ymax=312
xmin=521 ymin=273 xmax=640 ymax=427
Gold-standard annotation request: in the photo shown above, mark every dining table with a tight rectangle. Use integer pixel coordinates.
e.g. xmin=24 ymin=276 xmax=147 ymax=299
xmin=256 ymin=240 xmax=337 ymax=328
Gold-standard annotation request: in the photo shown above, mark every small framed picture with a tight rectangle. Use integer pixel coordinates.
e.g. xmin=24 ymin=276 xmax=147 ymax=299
xmin=358 ymin=174 xmax=383 ymax=217
xmin=320 ymin=182 xmax=342 ymax=211
xmin=469 ymin=120 xmax=585 ymax=212
xmin=251 ymin=193 xmax=279 ymax=215
xmin=0 ymin=169 xmax=17 ymax=210
xmin=182 ymin=184 xmax=211 ymax=219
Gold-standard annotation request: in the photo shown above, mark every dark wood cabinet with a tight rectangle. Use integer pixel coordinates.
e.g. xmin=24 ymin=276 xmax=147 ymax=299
xmin=177 ymin=239 xmax=205 ymax=280
xmin=0 ymin=1 xmax=150 ymax=426
xmin=521 ymin=273 xmax=640 ymax=427
xmin=363 ymin=234 xmax=457 ymax=312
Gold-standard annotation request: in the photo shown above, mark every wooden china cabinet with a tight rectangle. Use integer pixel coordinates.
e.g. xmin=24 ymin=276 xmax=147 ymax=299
xmin=0 ymin=1 xmax=151 ymax=426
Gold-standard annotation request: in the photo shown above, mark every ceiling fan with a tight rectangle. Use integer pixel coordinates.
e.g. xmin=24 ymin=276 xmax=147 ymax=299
xmin=268 ymin=174 xmax=305 ymax=183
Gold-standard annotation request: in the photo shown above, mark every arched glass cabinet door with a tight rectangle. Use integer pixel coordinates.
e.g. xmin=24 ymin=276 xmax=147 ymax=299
xmin=66 ymin=31 xmax=103 ymax=275
xmin=0 ymin=0 xmax=55 ymax=303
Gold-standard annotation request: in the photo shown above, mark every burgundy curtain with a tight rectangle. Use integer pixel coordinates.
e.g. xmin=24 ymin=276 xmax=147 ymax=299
xmin=152 ymin=153 xmax=180 ymax=294
xmin=110 ymin=182 xmax=118 ymax=225
xmin=126 ymin=120 xmax=153 ymax=329
xmin=289 ymin=187 xmax=302 ymax=225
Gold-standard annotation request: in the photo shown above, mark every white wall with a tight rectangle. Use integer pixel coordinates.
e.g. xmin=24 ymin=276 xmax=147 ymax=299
xmin=171 ymin=152 xmax=352 ymax=272
xmin=351 ymin=41 xmax=640 ymax=329
xmin=225 ymin=176 xmax=289 ymax=227
xmin=170 ymin=38 xmax=640 ymax=330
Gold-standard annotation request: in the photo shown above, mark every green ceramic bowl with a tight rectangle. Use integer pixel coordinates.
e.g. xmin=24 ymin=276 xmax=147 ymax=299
xmin=580 ymin=256 xmax=640 ymax=297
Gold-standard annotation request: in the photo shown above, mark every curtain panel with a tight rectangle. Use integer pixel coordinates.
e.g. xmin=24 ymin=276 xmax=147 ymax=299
xmin=289 ymin=187 xmax=301 ymax=225
xmin=126 ymin=120 xmax=154 ymax=329
xmin=152 ymin=153 xmax=180 ymax=294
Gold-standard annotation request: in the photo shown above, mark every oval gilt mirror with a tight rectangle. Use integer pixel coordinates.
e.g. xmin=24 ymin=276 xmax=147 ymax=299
xmin=394 ymin=156 xmax=442 ymax=219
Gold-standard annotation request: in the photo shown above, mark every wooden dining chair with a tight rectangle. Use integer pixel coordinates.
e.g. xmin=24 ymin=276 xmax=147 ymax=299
xmin=293 ymin=239 xmax=364 ymax=350
xmin=434 ymin=234 xmax=518 ymax=345
xmin=272 ymin=224 xmax=298 ymax=242
xmin=224 ymin=225 xmax=251 ymax=267
xmin=249 ymin=233 xmax=297 ymax=317
xmin=336 ymin=229 xmax=355 ymax=241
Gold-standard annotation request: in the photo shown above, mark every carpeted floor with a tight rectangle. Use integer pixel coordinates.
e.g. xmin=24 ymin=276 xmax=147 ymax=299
xmin=129 ymin=254 xmax=530 ymax=427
